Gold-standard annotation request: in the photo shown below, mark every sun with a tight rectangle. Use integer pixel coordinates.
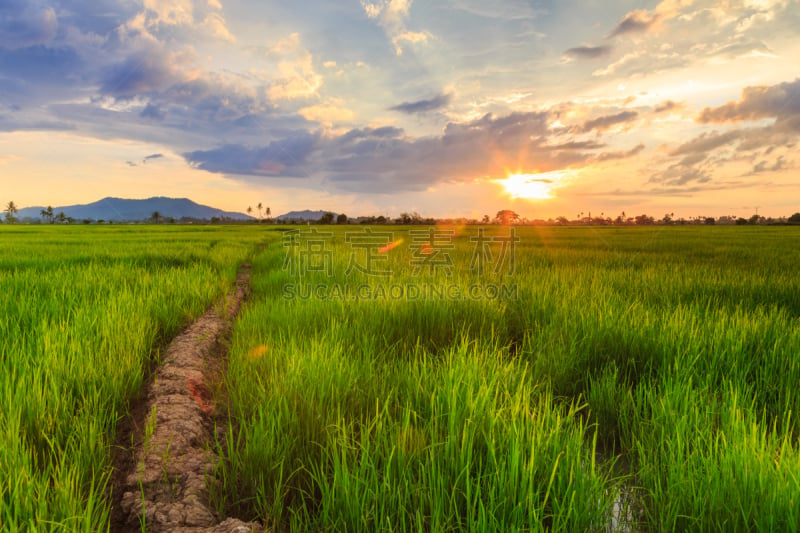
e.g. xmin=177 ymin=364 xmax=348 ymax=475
xmin=495 ymin=172 xmax=550 ymax=199
xmin=500 ymin=173 xmax=553 ymax=199
xmin=495 ymin=169 xmax=575 ymax=200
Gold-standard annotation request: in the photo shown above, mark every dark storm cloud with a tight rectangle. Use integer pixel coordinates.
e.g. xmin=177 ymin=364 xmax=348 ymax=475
xmin=389 ymin=92 xmax=453 ymax=114
xmin=563 ymin=45 xmax=612 ymax=59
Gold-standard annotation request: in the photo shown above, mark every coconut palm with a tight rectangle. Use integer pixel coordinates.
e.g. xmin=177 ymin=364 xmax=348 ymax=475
xmin=5 ymin=201 xmax=18 ymax=223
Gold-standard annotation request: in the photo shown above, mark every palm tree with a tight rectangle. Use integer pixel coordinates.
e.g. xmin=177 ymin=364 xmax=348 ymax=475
xmin=257 ymin=202 xmax=263 ymax=221
xmin=38 ymin=205 xmax=54 ymax=224
xmin=150 ymin=211 xmax=162 ymax=224
xmin=5 ymin=201 xmax=18 ymax=223
xmin=247 ymin=206 xmax=253 ymax=220
xmin=266 ymin=206 xmax=271 ymax=220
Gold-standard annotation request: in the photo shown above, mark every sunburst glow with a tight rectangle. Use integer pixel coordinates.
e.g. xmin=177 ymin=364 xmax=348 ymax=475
xmin=496 ymin=170 xmax=573 ymax=200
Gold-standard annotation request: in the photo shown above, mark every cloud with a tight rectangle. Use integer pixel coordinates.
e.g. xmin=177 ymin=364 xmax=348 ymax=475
xmin=608 ymin=0 xmax=696 ymax=39
xmin=649 ymin=77 xmax=800 ymax=189
xmin=184 ymin=132 xmax=321 ymax=176
xmin=394 ymin=30 xmax=428 ymax=47
xmin=131 ymin=0 xmax=235 ymax=42
xmin=592 ymin=2 xmax=789 ymax=80
xmin=0 ymin=116 xmax=76 ymax=132
xmin=100 ymin=46 xmax=183 ymax=99
xmin=389 ymin=92 xmax=452 ymax=114
xmin=583 ymin=181 xmax=749 ymax=198
xmin=298 ymin=102 xmax=356 ymax=125
xmin=265 ymin=33 xmax=322 ymax=100
xmin=182 ymin=109 xmax=644 ymax=193
xmin=563 ymin=45 xmax=613 ymax=60
xmin=578 ymin=110 xmax=639 ymax=133
xmin=654 ymin=100 xmax=682 ymax=113
xmin=0 ymin=1 xmax=58 ymax=49
xmin=0 ymin=44 xmax=83 ymax=86
xmin=143 ymin=0 xmax=194 ymax=26
xmin=361 ymin=0 xmax=427 ymax=55
xmin=697 ymin=78 xmax=800 ymax=125
xmin=547 ymin=140 xmax=607 ymax=150
xmin=670 ymin=130 xmax=741 ymax=156
xmin=749 ymin=155 xmax=787 ymax=175
xmin=592 ymin=49 xmax=688 ymax=77
xmin=595 ymin=143 xmax=645 ymax=161
xmin=143 ymin=153 xmax=164 ymax=162
xmin=140 ymin=102 xmax=165 ymax=120
xmin=608 ymin=10 xmax=658 ymax=37
xmin=649 ymin=161 xmax=712 ymax=186
xmin=203 ymin=12 xmax=236 ymax=43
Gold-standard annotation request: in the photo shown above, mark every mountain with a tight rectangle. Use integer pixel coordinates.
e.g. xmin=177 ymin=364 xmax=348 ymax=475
xmin=276 ymin=210 xmax=336 ymax=221
xmin=16 ymin=197 xmax=253 ymax=222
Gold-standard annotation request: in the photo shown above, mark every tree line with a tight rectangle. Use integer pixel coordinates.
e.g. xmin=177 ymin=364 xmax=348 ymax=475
xmin=4 ymin=200 xmax=800 ymax=226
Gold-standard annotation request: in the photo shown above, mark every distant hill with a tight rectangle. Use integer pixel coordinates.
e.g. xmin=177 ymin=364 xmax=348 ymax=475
xmin=16 ymin=197 xmax=253 ymax=222
xmin=276 ymin=210 xmax=337 ymax=221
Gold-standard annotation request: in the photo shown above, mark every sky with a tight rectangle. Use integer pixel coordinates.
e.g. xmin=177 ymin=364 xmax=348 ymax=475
xmin=1 ymin=0 xmax=799 ymax=220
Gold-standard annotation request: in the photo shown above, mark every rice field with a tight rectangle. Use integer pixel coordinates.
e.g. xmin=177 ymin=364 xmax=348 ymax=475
xmin=2 ymin=224 xmax=799 ymax=531
xmin=0 ymin=225 xmax=266 ymax=530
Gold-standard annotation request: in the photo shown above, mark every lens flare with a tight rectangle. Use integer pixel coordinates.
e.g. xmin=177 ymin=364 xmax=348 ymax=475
xmin=247 ymin=344 xmax=268 ymax=360
xmin=378 ymin=238 xmax=404 ymax=254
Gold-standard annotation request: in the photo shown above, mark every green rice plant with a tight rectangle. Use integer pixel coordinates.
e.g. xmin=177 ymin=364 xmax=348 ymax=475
xmin=217 ymin=224 xmax=800 ymax=532
xmin=0 ymin=224 xmax=273 ymax=529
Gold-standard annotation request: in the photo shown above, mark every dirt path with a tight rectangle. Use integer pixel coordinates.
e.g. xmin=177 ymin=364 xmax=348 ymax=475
xmin=111 ymin=265 xmax=263 ymax=532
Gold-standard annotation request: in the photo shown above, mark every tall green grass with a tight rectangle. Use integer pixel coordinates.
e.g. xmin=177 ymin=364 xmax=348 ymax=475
xmin=219 ymin=225 xmax=800 ymax=531
xmin=0 ymin=225 xmax=271 ymax=530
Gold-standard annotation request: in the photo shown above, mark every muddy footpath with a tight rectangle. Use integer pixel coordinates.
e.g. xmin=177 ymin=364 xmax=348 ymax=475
xmin=111 ymin=265 xmax=263 ymax=532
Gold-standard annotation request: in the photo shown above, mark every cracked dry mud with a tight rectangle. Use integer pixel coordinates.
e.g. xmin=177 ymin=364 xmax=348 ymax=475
xmin=113 ymin=265 xmax=263 ymax=532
